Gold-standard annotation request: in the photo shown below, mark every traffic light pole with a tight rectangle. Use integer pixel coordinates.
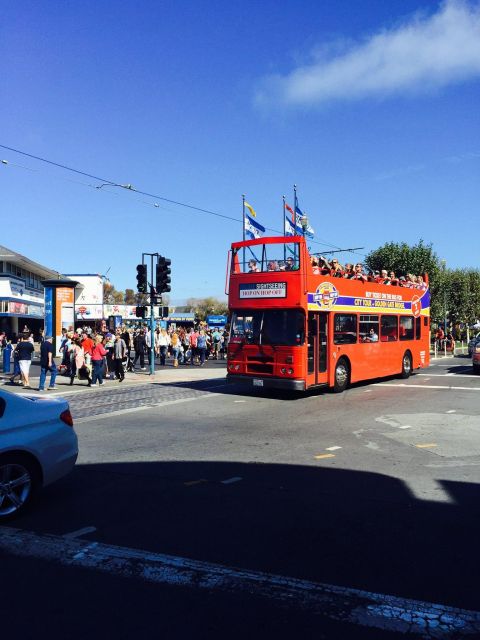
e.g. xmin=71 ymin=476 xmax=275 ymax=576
xmin=143 ymin=252 xmax=159 ymax=376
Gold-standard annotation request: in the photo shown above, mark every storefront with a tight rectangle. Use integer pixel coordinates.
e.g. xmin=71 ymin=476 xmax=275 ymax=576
xmin=0 ymin=245 xmax=58 ymax=339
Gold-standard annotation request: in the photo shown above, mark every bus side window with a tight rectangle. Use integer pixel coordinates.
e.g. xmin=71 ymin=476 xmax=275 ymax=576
xmin=334 ymin=314 xmax=357 ymax=344
xmin=359 ymin=314 xmax=379 ymax=343
xmin=400 ymin=317 xmax=414 ymax=341
xmin=381 ymin=315 xmax=398 ymax=342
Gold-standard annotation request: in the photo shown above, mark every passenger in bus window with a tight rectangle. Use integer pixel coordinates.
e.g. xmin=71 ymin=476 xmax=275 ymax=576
xmin=285 ymin=256 xmax=298 ymax=271
xmin=267 ymin=260 xmax=279 ymax=271
xmin=364 ymin=328 xmax=379 ymax=342
xmin=248 ymin=260 xmax=260 ymax=273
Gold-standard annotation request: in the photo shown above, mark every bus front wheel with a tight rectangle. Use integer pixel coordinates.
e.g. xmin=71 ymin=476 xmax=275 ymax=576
xmin=333 ymin=358 xmax=349 ymax=393
xmin=400 ymin=351 xmax=412 ymax=379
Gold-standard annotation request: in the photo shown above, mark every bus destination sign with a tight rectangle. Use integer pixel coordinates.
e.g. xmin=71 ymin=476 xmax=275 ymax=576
xmin=239 ymin=282 xmax=287 ymax=299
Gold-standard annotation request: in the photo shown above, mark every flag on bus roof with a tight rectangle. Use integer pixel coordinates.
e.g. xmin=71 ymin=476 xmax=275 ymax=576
xmin=294 ymin=204 xmax=315 ymax=238
xmin=245 ymin=214 xmax=265 ymax=240
xmin=284 ymin=214 xmax=299 ymax=236
xmin=244 ymin=201 xmax=257 ymax=218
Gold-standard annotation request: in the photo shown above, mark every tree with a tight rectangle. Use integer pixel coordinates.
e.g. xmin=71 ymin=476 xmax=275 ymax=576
xmin=365 ymin=239 xmax=440 ymax=280
xmin=185 ymin=297 xmax=228 ymax=320
xmin=365 ymin=241 xmax=480 ymax=328
xmin=124 ymin=288 xmax=136 ymax=304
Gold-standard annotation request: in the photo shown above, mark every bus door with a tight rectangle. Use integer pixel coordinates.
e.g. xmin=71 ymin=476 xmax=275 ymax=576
xmin=307 ymin=312 xmax=328 ymax=386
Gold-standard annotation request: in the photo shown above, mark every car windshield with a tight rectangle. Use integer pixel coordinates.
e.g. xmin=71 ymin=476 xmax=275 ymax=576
xmin=230 ymin=309 xmax=305 ymax=346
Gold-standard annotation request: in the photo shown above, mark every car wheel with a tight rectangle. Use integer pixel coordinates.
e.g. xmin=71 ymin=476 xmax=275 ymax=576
xmin=473 ymin=365 xmax=480 ymax=375
xmin=333 ymin=358 xmax=349 ymax=393
xmin=0 ymin=454 xmax=38 ymax=521
xmin=400 ymin=351 xmax=412 ymax=379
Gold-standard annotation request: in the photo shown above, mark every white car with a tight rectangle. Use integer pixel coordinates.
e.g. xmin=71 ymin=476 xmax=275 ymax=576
xmin=0 ymin=389 xmax=78 ymax=521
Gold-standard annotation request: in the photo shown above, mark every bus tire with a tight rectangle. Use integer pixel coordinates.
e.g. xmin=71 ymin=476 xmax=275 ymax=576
xmin=400 ymin=351 xmax=412 ymax=379
xmin=333 ymin=358 xmax=349 ymax=393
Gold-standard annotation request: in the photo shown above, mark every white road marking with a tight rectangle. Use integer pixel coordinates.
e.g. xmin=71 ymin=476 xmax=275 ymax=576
xmin=379 ymin=383 xmax=480 ymax=392
xmin=399 ymin=425 xmax=412 ymax=429
xmin=221 ymin=477 xmax=242 ymax=484
xmin=0 ymin=527 xmax=478 ymax=637
xmin=363 ymin=389 xmax=372 ymax=393
xmin=233 ymin=400 xmax=246 ymax=403
xmin=325 ymin=446 xmax=342 ymax=451
xmin=62 ymin=526 xmax=97 ymax=539
xmin=74 ymin=393 xmax=221 ymax=423
xmin=446 ymin=410 xmax=456 ymax=414
xmin=418 ymin=374 xmax=476 ymax=378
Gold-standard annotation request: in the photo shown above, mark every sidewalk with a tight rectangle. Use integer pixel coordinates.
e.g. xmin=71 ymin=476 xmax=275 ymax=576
xmin=0 ymin=359 xmax=227 ymax=396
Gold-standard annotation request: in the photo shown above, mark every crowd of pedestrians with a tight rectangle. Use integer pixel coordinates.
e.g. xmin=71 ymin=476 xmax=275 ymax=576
xmin=1 ymin=323 xmax=228 ymax=391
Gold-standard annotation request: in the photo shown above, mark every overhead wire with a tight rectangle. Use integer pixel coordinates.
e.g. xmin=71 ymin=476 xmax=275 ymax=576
xmin=0 ymin=143 xmax=364 ymax=255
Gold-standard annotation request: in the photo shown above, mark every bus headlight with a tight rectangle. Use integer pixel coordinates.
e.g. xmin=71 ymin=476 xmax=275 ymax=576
xmin=281 ymin=367 xmax=286 ymax=374
xmin=234 ymin=364 xmax=240 ymax=371
xmin=287 ymin=368 xmax=294 ymax=375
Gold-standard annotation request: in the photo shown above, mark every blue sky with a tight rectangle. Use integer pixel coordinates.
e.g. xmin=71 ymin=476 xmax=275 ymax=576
xmin=1 ymin=0 xmax=479 ymax=303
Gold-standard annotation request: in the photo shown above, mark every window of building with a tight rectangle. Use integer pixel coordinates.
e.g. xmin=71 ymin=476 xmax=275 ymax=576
xmin=333 ymin=314 xmax=357 ymax=344
xmin=400 ymin=316 xmax=414 ymax=341
xmin=359 ymin=315 xmax=379 ymax=342
xmin=381 ymin=316 xmax=398 ymax=342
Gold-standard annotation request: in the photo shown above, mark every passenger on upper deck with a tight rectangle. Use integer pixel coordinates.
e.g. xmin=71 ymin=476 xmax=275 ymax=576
xmin=352 ymin=263 xmax=367 ymax=282
xmin=389 ymin=271 xmax=398 ymax=286
xmin=267 ymin=260 xmax=279 ymax=272
xmin=248 ymin=259 xmax=260 ymax=273
xmin=344 ymin=263 xmax=355 ymax=278
xmin=310 ymin=256 xmax=321 ymax=274
xmin=285 ymin=256 xmax=299 ymax=271
xmin=330 ymin=259 xmax=344 ymax=277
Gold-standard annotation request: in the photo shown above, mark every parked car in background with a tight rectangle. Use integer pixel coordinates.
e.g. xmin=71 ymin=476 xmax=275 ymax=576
xmin=468 ymin=334 xmax=480 ymax=357
xmin=473 ymin=342 xmax=480 ymax=374
xmin=0 ymin=389 xmax=78 ymax=521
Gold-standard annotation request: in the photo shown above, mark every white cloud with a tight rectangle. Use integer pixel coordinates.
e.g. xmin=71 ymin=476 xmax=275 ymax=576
xmin=256 ymin=1 xmax=480 ymax=107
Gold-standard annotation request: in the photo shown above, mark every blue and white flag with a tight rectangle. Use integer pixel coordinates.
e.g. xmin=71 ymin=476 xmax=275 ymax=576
xmin=284 ymin=214 xmax=300 ymax=236
xmin=245 ymin=214 xmax=265 ymax=240
xmin=295 ymin=205 xmax=315 ymax=238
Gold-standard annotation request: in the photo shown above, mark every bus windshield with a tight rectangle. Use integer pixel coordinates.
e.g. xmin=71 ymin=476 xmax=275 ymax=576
xmin=230 ymin=309 xmax=305 ymax=346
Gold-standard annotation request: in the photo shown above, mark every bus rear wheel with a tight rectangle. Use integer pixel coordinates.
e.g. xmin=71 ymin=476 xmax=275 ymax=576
xmin=401 ymin=351 xmax=412 ymax=379
xmin=333 ymin=358 xmax=349 ymax=393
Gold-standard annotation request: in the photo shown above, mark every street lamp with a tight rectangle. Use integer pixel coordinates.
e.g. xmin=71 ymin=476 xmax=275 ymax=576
xmin=299 ymin=213 xmax=309 ymax=237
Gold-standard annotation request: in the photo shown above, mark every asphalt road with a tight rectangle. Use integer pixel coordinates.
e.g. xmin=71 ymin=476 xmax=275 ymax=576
xmin=1 ymin=355 xmax=480 ymax=638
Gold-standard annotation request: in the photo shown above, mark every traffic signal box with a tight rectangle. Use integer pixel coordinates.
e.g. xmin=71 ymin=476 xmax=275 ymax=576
xmin=136 ymin=264 xmax=148 ymax=293
xmin=156 ymin=256 xmax=171 ymax=294
xmin=135 ymin=306 xmax=147 ymax=318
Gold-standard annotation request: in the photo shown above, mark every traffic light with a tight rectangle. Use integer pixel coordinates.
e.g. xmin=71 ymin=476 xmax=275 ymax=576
xmin=136 ymin=264 xmax=147 ymax=293
xmin=156 ymin=256 xmax=171 ymax=293
xmin=135 ymin=306 xmax=146 ymax=318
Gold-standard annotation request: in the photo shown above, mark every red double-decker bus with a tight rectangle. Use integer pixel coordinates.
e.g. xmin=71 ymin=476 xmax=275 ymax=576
xmin=226 ymin=236 xmax=430 ymax=392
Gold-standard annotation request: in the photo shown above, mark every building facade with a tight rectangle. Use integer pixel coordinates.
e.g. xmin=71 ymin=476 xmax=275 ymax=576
xmin=0 ymin=245 xmax=58 ymax=338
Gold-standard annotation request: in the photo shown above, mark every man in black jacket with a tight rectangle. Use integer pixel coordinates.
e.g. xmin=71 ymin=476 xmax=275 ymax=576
xmin=133 ymin=330 xmax=146 ymax=370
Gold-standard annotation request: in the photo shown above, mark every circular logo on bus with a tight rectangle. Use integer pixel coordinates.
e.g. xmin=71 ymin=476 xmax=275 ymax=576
xmin=411 ymin=295 xmax=422 ymax=318
xmin=313 ymin=282 xmax=339 ymax=309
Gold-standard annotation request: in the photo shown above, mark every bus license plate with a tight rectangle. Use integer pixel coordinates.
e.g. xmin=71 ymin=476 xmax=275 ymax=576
xmin=253 ymin=379 xmax=263 ymax=387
